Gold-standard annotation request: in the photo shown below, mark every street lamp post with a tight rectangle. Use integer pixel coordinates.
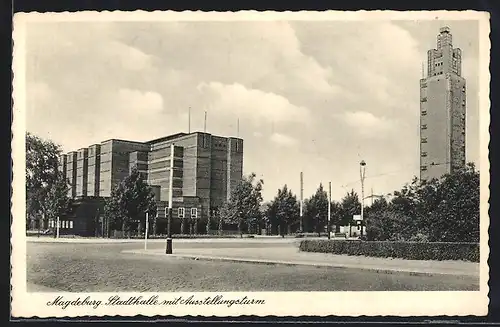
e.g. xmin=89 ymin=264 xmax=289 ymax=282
xmin=360 ymin=160 xmax=367 ymax=237
xmin=166 ymin=144 xmax=175 ymax=254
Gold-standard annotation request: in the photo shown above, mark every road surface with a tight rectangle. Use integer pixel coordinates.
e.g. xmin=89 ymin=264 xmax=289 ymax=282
xmin=26 ymin=240 xmax=479 ymax=292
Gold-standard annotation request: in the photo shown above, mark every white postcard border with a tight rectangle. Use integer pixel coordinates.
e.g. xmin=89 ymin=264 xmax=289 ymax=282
xmin=11 ymin=10 xmax=491 ymax=318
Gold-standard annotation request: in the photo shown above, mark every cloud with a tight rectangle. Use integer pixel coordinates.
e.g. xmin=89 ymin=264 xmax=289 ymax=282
xmin=29 ymin=82 xmax=53 ymax=102
xmin=336 ymin=111 xmax=396 ymax=137
xmin=114 ymin=88 xmax=164 ymax=114
xmin=103 ymin=41 xmax=155 ymax=72
xmin=197 ymin=82 xmax=310 ymax=125
xmin=22 ymin=19 xmax=480 ymax=202
xmin=270 ymin=133 xmax=298 ymax=147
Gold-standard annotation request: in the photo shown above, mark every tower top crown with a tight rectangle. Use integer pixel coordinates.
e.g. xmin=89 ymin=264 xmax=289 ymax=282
xmin=439 ymin=26 xmax=451 ymax=34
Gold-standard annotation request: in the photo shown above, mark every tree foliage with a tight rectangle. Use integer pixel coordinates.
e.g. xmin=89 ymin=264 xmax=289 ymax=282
xmin=104 ymin=167 xmax=157 ymax=236
xmin=338 ymin=189 xmax=361 ymax=227
xmin=221 ymin=172 xmax=264 ymax=236
xmin=365 ymin=163 xmax=480 ymax=242
xmin=266 ymin=185 xmax=300 ymax=236
xmin=304 ymin=184 xmax=329 ymax=235
xmin=26 ymin=133 xmax=69 ymax=228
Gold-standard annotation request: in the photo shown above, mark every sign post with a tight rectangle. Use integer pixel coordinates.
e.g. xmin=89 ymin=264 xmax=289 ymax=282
xmin=144 ymin=211 xmax=149 ymax=250
xmin=56 ymin=216 xmax=60 ymax=239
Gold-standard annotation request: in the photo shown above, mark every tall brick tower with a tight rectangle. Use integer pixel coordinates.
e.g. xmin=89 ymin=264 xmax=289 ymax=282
xmin=420 ymin=26 xmax=467 ymax=180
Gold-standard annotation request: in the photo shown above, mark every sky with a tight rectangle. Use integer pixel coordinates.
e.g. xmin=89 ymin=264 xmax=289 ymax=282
xmin=24 ymin=18 xmax=481 ymax=203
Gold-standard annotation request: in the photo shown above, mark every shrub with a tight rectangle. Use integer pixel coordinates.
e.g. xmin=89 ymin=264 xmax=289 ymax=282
xmin=299 ymin=240 xmax=479 ymax=262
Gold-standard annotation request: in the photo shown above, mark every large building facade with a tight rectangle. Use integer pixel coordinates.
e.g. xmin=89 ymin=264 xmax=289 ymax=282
xmin=57 ymin=132 xmax=243 ymax=236
xmin=420 ymin=27 xmax=467 ymax=180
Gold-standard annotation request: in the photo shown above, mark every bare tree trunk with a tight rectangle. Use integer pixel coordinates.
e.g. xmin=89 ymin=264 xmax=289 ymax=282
xmin=238 ymin=220 xmax=242 ymax=238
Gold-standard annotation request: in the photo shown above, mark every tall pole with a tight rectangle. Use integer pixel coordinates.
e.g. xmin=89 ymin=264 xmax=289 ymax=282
xmin=237 ymin=118 xmax=240 ymax=137
xmin=328 ymin=182 xmax=331 ymax=239
xmin=299 ymin=172 xmax=303 ymax=232
xmin=360 ymin=160 xmax=366 ymax=237
xmin=56 ymin=216 xmax=60 ymax=239
xmin=188 ymin=107 xmax=191 ymax=133
xmin=166 ymin=144 xmax=174 ymax=254
xmin=144 ymin=212 xmax=149 ymax=250
xmin=204 ymin=111 xmax=207 ymax=133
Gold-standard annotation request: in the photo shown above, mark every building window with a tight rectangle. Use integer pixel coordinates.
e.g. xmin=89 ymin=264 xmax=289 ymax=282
xmin=421 ymin=110 xmax=427 ymax=116
xmin=421 ymin=124 xmax=427 ymax=129
xmin=69 ymin=221 xmax=73 ymax=229
xmin=421 ymin=97 xmax=427 ymax=102
xmin=421 ymin=152 xmax=428 ymax=157
xmin=178 ymin=207 xmax=185 ymax=218
xmin=421 ymin=166 xmax=428 ymax=171
xmin=421 ymin=138 xmax=428 ymax=143
xmin=191 ymin=208 xmax=198 ymax=219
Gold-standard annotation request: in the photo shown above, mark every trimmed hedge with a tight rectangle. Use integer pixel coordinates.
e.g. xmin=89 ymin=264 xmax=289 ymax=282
xmin=299 ymin=239 xmax=479 ymax=262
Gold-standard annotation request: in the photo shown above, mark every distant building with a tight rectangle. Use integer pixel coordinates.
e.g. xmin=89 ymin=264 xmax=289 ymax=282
xmin=420 ymin=27 xmax=467 ymax=180
xmin=57 ymin=132 xmax=243 ymax=236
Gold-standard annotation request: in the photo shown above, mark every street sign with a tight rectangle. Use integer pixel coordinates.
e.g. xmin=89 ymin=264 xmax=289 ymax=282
xmin=353 ymin=214 xmax=362 ymax=221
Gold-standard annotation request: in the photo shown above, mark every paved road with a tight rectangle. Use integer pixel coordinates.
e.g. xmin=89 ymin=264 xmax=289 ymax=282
xmin=26 ymin=241 xmax=479 ymax=292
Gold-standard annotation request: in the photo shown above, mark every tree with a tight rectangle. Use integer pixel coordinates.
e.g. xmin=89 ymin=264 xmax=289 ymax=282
xmin=338 ymin=189 xmax=361 ymax=229
xmin=427 ymin=163 xmax=480 ymax=242
xmin=26 ymin=133 xmax=65 ymax=230
xmin=304 ymin=184 xmax=329 ymax=236
xmin=43 ymin=171 xmax=71 ymax=223
xmin=365 ymin=210 xmax=407 ymax=241
xmin=364 ymin=163 xmax=479 ymax=242
xmin=266 ymin=185 xmax=300 ymax=236
xmin=329 ymin=200 xmax=342 ymax=232
xmin=104 ymin=167 xmax=157 ymax=237
xmin=221 ymin=173 xmax=264 ymax=237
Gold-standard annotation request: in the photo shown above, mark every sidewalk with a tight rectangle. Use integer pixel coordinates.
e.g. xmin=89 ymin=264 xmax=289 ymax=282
xmin=123 ymin=247 xmax=480 ymax=277
xmin=26 ymin=236 xmax=300 ymax=244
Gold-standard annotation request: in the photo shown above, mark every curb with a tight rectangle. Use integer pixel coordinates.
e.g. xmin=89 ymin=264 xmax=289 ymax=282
xmin=122 ymin=250 xmax=477 ymax=278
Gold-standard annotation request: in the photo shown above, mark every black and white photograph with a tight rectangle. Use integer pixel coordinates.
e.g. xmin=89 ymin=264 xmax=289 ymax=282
xmin=11 ymin=10 xmax=490 ymax=318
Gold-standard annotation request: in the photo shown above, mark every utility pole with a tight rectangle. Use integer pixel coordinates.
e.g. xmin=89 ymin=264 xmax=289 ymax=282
xmin=237 ymin=118 xmax=240 ymax=137
xmin=188 ymin=107 xmax=191 ymax=134
xmin=300 ymin=172 xmax=304 ymax=232
xmin=204 ymin=111 xmax=207 ymax=133
xmin=328 ymin=182 xmax=331 ymax=239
